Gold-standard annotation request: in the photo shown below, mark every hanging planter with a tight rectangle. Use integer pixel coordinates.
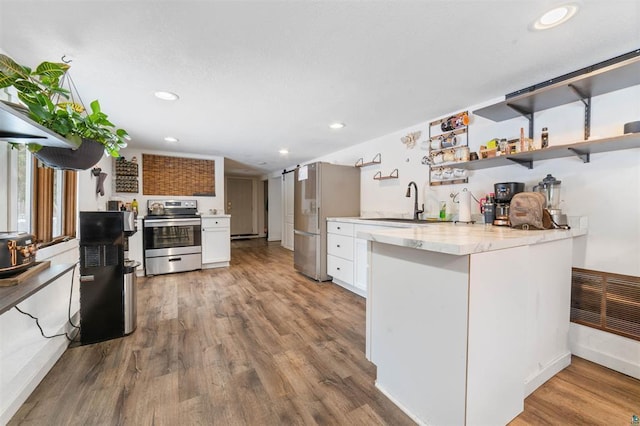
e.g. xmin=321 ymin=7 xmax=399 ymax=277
xmin=0 ymin=54 xmax=129 ymax=161
xmin=33 ymin=138 xmax=104 ymax=171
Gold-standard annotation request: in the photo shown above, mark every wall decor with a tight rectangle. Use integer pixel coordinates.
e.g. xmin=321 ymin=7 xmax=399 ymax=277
xmin=142 ymin=154 xmax=215 ymax=196
xmin=401 ymin=131 xmax=421 ymax=149
xmin=113 ymin=157 xmax=139 ymax=193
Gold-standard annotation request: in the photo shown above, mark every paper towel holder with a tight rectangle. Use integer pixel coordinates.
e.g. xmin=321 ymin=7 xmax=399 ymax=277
xmin=451 ymin=188 xmax=476 ymax=224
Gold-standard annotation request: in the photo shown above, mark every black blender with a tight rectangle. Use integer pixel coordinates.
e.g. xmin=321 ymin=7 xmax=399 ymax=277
xmin=493 ymin=182 xmax=525 ymax=226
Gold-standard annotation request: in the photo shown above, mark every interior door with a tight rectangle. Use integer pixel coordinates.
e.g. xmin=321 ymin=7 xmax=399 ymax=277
xmin=282 ymin=172 xmax=295 ymax=251
xmin=226 ymin=177 xmax=254 ymax=236
xmin=267 ymin=176 xmax=282 ymax=241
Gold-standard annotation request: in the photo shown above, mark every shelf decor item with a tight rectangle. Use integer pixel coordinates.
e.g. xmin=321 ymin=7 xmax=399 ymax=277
xmin=0 ymin=54 xmax=129 ymax=170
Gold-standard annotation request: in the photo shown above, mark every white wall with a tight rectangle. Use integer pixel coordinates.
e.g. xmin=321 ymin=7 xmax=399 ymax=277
xmin=314 ymin=85 xmax=640 ymax=277
xmin=93 ymin=148 xmax=225 ymax=215
xmin=309 ymin=84 xmax=640 ymax=376
xmin=0 ymin=240 xmax=79 ymax=424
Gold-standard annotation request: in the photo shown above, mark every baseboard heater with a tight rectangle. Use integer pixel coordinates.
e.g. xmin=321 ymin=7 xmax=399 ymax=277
xmin=571 ymin=268 xmax=640 ymax=341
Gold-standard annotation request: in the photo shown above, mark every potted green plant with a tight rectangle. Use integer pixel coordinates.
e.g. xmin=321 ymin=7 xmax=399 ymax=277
xmin=0 ymin=54 xmax=129 ymax=170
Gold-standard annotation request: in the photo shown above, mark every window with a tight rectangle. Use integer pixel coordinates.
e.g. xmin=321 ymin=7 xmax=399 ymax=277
xmin=11 ymin=148 xmax=77 ymax=245
xmin=16 ymin=148 xmax=32 ymax=233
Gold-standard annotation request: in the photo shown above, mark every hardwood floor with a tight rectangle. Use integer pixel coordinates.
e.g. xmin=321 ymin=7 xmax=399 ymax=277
xmin=9 ymin=239 xmax=640 ymax=425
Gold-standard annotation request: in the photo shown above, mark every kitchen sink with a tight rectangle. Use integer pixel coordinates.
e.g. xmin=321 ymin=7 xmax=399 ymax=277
xmin=360 ymin=217 xmax=451 ymax=224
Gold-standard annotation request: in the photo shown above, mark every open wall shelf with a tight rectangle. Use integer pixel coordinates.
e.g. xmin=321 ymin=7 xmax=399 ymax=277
xmin=473 ymin=49 xmax=640 ymax=141
xmin=355 ymin=153 xmax=381 ymax=167
xmin=0 ymin=101 xmax=80 ymax=149
xmin=373 ymin=169 xmax=399 ymax=180
xmin=458 ymin=133 xmax=640 ymax=170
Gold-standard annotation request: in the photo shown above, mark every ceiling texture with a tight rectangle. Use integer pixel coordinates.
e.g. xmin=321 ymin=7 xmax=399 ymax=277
xmin=1 ymin=1 xmax=639 ymax=176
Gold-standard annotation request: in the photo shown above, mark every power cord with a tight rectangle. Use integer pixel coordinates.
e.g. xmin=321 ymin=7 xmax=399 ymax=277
xmin=13 ymin=261 xmax=81 ymax=342
xmin=13 ymin=305 xmax=74 ymax=341
xmin=68 ymin=262 xmax=80 ymax=329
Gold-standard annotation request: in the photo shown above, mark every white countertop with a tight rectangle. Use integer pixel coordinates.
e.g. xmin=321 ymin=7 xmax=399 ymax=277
xmin=327 ymin=216 xmax=442 ymax=228
xmin=200 ymin=213 xmax=231 ymax=218
xmin=357 ymin=221 xmax=587 ymax=255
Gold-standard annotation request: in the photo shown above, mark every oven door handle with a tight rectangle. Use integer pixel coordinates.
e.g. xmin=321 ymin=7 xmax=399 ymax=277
xmin=144 ymin=218 xmax=201 ymax=227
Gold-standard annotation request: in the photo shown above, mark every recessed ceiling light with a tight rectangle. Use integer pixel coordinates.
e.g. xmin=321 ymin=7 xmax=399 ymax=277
xmin=164 ymin=136 xmax=179 ymax=143
xmin=532 ymin=3 xmax=578 ymax=30
xmin=329 ymin=122 xmax=345 ymax=129
xmin=279 ymin=149 xmax=289 ymax=155
xmin=154 ymin=91 xmax=179 ymax=101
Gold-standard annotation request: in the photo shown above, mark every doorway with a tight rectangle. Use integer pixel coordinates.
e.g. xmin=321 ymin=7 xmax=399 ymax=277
xmin=226 ymin=177 xmax=255 ymax=236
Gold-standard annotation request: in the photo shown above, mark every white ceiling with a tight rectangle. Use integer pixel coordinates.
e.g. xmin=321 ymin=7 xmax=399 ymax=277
xmin=1 ymin=1 xmax=638 ymax=176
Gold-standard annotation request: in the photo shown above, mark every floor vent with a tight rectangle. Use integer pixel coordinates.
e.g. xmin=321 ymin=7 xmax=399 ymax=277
xmin=571 ymin=268 xmax=640 ymax=341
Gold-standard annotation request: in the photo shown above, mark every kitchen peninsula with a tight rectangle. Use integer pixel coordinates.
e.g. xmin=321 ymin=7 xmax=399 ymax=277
xmin=359 ymin=222 xmax=587 ymax=425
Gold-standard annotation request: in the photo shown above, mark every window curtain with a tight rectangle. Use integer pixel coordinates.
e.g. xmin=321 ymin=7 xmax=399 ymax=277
xmin=63 ymin=170 xmax=77 ymax=238
xmin=33 ymin=160 xmax=53 ymax=243
xmin=32 ymin=159 xmax=78 ymax=243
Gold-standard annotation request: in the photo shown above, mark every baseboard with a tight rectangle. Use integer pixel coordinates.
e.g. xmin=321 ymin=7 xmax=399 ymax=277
xmin=375 ymin=382 xmax=427 ymax=426
xmin=570 ymin=341 xmax=640 ymax=379
xmin=523 ymin=351 xmax=572 ymax=396
xmin=202 ymin=261 xmax=230 ymax=269
xmin=331 ymin=279 xmax=366 ymax=298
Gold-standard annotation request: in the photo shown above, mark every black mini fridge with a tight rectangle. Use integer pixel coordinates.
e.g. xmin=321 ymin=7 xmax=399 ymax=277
xmin=79 ymin=211 xmax=139 ymax=345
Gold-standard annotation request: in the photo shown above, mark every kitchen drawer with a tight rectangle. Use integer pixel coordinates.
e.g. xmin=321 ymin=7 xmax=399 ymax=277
xmin=201 ymin=217 xmax=229 ymax=229
xmin=327 ymin=254 xmax=354 ymax=285
xmin=327 ymin=233 xmax=354 ymax=260
xmin=327 ymin=221 xmax=354 ymax=237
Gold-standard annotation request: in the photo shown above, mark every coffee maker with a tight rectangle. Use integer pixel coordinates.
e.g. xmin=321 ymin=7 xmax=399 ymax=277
xmin=493 ymin=182 xmax=525 ymax=226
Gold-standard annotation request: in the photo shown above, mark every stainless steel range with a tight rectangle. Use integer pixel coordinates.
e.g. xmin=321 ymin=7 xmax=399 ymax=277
xmin=143 ymin=200 xmax=202 ymax=276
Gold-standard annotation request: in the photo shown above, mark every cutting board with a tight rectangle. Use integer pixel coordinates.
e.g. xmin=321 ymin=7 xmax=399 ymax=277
xmin=0 ymin=261 xmax=51 ymax=287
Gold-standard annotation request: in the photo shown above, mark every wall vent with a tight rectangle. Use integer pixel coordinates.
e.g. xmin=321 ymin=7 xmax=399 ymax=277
xmin=571 ymin=268 xmax=640 ymax=341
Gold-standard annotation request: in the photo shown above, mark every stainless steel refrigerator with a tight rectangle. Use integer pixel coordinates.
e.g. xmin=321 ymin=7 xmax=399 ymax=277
xmin=294 ymin=162 xmax=360 ymax=281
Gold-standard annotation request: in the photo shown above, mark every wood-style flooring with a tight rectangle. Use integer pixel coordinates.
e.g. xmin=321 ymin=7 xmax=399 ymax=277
xmin=9 ymin=239 xmax=640 ymax=425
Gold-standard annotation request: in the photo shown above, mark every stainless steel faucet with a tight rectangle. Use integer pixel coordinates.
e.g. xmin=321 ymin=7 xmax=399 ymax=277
xmin=406 ymin=181 xmax=424 ymax=220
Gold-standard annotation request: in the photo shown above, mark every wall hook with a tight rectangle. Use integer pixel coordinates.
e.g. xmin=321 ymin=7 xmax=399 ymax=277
xmin=91 ymin=167 xmax=102 ymax=177
xmin=61 ymin=55 xmax=72 ymax=64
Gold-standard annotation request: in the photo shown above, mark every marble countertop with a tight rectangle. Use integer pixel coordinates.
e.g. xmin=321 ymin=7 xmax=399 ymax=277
xmin=327 ymin=217 xmax=445 ymax=227
xmin=357 ymin=221 xmax=587 ymax=255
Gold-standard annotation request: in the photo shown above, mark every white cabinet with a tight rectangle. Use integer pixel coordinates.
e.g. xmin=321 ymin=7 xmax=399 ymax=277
xmin=201 ymin=216 xmax=230 ymax=268
xmin=326 ymin=221 xmax=363 ymax=296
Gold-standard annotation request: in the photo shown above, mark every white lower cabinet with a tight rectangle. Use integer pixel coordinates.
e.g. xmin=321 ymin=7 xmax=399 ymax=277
xmin=326 ymin=221 xmax=362 ymax=296
xmin=327 ymin=220 xmax=408 ymax=298
xmin=201 ymin=216 xmax=231 ymax=268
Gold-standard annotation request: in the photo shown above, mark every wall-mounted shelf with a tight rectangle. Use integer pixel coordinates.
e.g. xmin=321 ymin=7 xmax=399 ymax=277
xmin=114 ymin=157 xmax=139 ymax=193
xmin=458 ymin=133 xmax=640 ymax=170
xmin=429 ymin=177 xmax=468 ymax=186
xmin=0 ymin=101 xmax=80 ymax=149
xmin=473 ymin=49 xmax=640 ymax=140
xmin=428 ymin=111 xmax=470 ymax=186
xmin=373 ymin=169 xmax=399 ymax=180
xmin=355 ymin=153 xmax=381 ymax=167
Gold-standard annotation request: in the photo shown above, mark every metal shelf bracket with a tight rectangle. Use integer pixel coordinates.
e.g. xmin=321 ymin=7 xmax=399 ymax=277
xmin=568 ymin=84 xmax=592 ymax=140
xmin=506 ymin=157 xmax=533 ymax=169
xmin=506 ymin=103 xmax=534 ymax=139
xmin=567 ymin=147 xmax=590 ymax=163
